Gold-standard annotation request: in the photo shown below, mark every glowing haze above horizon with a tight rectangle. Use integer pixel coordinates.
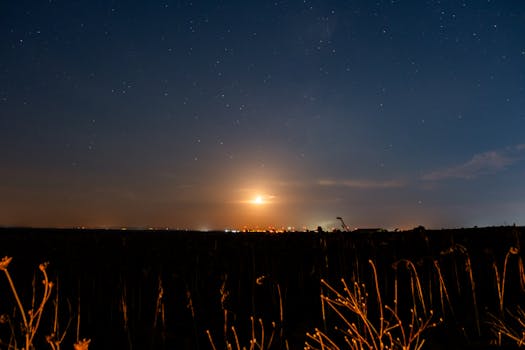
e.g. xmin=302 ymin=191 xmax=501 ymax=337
xmin=2 ymin=1 xmax=525 ymax=230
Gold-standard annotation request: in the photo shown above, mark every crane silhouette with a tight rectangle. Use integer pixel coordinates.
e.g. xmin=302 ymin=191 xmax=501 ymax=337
xmin=336 ymin=216 xmax=350 ymax=232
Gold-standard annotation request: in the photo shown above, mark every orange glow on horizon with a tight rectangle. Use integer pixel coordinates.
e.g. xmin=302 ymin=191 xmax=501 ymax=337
xmin=252 ymin=195 xmax=264 ymax=205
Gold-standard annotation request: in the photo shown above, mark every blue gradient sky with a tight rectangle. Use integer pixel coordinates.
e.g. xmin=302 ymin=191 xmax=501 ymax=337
xmin=1 ymin=1 xmax=525 ymax=230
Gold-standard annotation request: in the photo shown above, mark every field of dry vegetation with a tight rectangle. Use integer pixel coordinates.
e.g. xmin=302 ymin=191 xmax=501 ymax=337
xmin=0 ymin=226 xmax=524 ymax=349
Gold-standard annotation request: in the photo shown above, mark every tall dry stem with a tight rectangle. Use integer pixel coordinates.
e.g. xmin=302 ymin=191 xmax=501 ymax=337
xmin=0 ymin=256 xmax=54 ymax=350
xmin=153 ymin=276 xmax=165 ymax=330
xmin=394 ymin=259 xmax=427 ymax=317
xmin=220 ymin=275 xmax=230 ymax=341
xmin=487 ymin=246 xmax=525 ymax=347
xmin=493 ymin=247 xmax=520 ymax=315
xmin=45 ymin=278 xmax=72 ymax=350
xmin=306 ymin=259 xmax=440 ymax=350
xmin=440 ymin=244 xmax=480 ymax=336
xmin=432 ymin=260 xmax=454 ymax=320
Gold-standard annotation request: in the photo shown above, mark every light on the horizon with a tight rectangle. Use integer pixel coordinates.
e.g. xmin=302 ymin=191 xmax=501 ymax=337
xmin=253 ymin=195 xmax=264 ymax=205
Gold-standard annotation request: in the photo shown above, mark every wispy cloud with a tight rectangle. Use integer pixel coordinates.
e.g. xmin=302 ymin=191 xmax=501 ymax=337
xmin=423 ymin=144 xmax=525 ymax=181
xmin=318 ymin=178 xmax=404 ymax=189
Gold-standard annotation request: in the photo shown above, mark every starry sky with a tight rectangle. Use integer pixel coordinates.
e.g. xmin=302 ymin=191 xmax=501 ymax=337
xmin=1 ymin=1 xmax=525 ymax=230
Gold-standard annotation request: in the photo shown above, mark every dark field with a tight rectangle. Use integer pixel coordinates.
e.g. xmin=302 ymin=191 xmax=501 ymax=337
xmin=0 ymin=226 xmax=524 ymax=349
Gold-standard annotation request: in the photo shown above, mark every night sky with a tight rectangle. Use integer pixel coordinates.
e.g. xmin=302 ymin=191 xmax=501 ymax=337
xmin=2 ymin=1 xmax=525 ymax=230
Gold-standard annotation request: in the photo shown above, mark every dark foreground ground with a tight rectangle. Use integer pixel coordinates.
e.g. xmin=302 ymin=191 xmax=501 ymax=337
xmin=0 ymin=226 xmax=524 ymax=349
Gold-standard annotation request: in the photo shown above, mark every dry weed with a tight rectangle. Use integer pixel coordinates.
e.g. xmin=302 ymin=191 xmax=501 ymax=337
xmin=305 ymin=260 xmax=440 ymax=350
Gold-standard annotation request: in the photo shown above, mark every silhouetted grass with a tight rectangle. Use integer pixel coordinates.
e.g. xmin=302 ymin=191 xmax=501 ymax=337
xmin=0 ymin=227 xmax=524 ymax=348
